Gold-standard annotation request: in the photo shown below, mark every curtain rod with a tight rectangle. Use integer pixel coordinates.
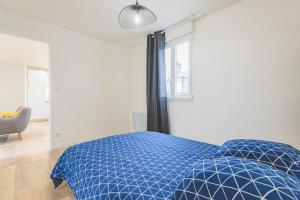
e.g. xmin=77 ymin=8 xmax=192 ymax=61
xmin=151 ymin=13 xmax=203 ymax=37
xmin=161 ymin=13 xmax=203 ymax=34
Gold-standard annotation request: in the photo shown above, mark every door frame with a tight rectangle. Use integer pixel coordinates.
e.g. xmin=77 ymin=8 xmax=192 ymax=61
xmin=0 ymin=30 xmax=54 ymax=150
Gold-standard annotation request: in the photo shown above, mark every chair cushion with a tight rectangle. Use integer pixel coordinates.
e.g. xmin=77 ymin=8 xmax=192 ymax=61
xmin=174 ymin=157 xmax=300 ymax=200
xmin=213 ymin=139 xmax=300 ymax=180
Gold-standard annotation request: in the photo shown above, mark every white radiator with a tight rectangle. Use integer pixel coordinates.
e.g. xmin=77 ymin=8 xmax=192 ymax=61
xmin=132 ymin=112 xmax=147 ymax=131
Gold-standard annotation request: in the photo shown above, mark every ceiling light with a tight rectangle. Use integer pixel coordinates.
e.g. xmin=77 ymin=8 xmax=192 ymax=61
xmin=118 ymin=0 xmax=157 ymax=29
xmin=134 ymin=13 xmax=142 ymax=24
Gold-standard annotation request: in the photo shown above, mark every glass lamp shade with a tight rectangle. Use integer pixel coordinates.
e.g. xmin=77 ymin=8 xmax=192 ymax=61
xmin=118 ymin=3 xmax=157 ymax=29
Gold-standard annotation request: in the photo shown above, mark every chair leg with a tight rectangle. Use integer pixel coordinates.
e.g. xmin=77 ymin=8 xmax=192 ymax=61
xmin=18 ymin=133 xmax=22 ymax=141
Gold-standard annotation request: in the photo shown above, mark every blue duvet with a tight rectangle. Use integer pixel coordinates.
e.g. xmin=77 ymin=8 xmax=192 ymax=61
xmin=51 ymin=132 xmax=218 ymax=200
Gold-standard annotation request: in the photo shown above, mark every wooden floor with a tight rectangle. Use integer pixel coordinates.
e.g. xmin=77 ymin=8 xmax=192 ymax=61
xmin=0 ymin=122 xmax=75 ymax=200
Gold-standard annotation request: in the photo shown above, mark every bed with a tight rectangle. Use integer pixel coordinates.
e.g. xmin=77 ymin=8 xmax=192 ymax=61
xmin=51 ymin=132 xmax=300 ymax=200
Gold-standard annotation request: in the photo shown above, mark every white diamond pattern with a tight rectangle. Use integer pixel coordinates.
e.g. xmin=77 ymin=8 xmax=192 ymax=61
xmin=213 ymin=140 xmax=300 ymax=180
xmin=51 ymin=132 xmax=218 ymax=200
xmin=174 ymin=157 xmax=300 ymax=200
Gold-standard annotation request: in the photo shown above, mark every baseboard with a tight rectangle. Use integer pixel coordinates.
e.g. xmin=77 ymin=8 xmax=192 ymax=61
xmin=30 ymin=118 xmax=49 ymax=122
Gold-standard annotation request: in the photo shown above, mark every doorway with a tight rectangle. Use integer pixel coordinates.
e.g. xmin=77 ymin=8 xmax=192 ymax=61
xmin=0 ymin=33 xmax=51 ymax=159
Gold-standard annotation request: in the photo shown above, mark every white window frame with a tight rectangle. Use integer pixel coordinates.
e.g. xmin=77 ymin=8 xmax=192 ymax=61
xmin=166 ymin=36 xmax=192 ymax=100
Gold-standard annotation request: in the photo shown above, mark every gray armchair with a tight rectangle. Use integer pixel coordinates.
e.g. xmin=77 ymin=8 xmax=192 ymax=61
xmin=0 ymin=107 xmax=31 ymax=140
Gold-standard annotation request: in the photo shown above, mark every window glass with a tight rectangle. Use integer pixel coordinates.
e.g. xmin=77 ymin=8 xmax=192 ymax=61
xmin=165 ymin=38 xmax=191 ymax=99
xmin=175 ymin=42 xmax=189 ymax=97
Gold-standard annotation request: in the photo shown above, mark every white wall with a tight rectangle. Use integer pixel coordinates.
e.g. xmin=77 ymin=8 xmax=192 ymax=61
xmin=129 ymin=44 xmax=147 ymax=128
xmin=0 ymin=63 xmax=25 ymax=112
xmin=0 ymin=8 xmax=131 ymax=148
xmin=129 ymin=0 xmax=300 ymax=149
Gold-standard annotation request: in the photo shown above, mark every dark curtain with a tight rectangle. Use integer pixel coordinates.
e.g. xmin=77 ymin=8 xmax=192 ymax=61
xmin=146 ymin=31 xmax=170 ymax=134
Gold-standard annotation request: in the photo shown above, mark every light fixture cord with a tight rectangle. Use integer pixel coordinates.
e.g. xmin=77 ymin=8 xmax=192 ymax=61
xmin=135 ymin=0 xmax=140 ymax=13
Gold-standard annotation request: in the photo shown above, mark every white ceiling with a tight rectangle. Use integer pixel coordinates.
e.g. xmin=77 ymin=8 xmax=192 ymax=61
xmin=0 ymin=0 xmax=241 ymax=47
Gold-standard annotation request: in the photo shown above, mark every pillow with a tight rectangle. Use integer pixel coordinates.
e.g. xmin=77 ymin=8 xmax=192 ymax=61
xmin=0 ymin=111 xmax=19 ymax=118
xmin=213 ymin=139 xmax=300 ymax=180
xmin=173 ymin=157 xmax=300 ymax=200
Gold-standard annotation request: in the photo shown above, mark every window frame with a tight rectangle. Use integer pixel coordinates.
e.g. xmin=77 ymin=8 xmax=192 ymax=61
xmin=165 ymin=36 xmax=193 ymax=100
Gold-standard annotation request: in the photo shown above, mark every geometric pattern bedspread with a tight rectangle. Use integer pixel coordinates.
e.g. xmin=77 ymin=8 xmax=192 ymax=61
xmin=51 ymin=132 xmax=219 ymax=200
xmin=174 ymin=157 xmax=300 ymax=200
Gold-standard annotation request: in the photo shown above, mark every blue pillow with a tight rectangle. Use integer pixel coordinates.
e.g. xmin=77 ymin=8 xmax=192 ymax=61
xmin=213 ymin=139 xmax=300 ymax=180
xmin=173 ymin=157 xmax=300 ymax=200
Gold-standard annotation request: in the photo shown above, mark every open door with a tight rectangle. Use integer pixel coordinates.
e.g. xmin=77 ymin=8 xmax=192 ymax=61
xmin=27 ymin=67 xmax=49 ymax=121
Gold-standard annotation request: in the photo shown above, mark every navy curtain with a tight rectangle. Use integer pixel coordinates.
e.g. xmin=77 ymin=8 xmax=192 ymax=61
xmin=146 ymin=31 xmax=170 ymax=134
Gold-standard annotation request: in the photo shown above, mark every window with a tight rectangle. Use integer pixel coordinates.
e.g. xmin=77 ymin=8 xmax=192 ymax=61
xmin=165 ymin=37 xmax=192 ymax=99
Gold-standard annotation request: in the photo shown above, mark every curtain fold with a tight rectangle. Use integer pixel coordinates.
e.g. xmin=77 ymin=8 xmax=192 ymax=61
xmin=146 ymin=31 xmax=170 ymax=134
